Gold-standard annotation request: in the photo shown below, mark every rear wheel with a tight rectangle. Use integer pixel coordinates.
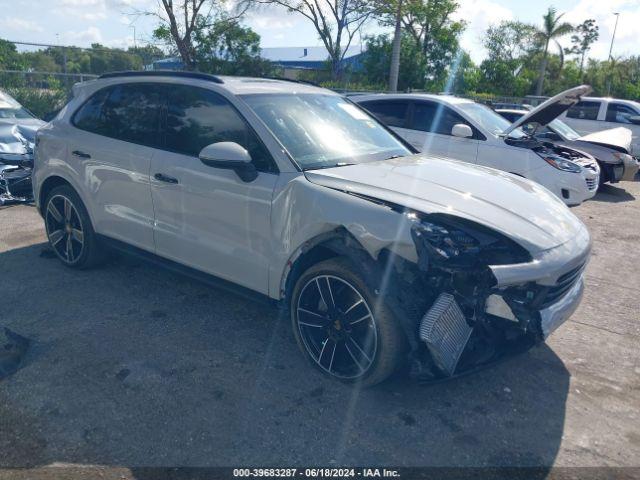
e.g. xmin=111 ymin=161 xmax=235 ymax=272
xmin=290 ymin=257 xmax=404 ymax=386
xmin=44 ymin=185 xmax=105 ymax=269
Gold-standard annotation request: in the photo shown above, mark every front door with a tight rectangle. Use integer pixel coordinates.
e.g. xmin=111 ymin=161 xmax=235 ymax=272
xmin=150 ymin=85 xmax=278 ymax=294
xmin=406 ymin=101 xmax=479 ymax=162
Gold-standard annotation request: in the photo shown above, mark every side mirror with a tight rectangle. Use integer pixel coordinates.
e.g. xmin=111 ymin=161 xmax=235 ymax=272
xmin=451 ymin=123 xmax=473 ymax=138
xmin=199 ymin=142 xmax=257 ymax=183
xmin=629 ymin=115 xmax=640 ymax=125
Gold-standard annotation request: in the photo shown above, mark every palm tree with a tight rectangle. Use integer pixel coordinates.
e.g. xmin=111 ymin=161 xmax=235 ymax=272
xmin=534 ymin=7 xmax=573 ymax=96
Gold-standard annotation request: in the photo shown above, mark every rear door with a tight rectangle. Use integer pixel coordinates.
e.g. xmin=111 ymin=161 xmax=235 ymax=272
xmin=408 ymin=100 xmax=479 ymax=162
xmin=69 ymin=83 xmax=162 ymax=251
xmin=149 ymin=85 xmax=278 ymax=294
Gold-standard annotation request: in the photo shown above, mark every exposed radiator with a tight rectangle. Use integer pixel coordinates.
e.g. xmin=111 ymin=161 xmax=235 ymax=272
xmin=419 ymin=293 xmax=473 ymax=377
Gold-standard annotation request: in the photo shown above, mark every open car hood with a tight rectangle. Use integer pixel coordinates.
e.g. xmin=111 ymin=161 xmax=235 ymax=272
xmin=503 ymin=85 xmax=593 ymax=136
xmin=305 ymin=154 xmax=586 ymax=255
xmin=578 ymin=127 xmax=632 ymax=154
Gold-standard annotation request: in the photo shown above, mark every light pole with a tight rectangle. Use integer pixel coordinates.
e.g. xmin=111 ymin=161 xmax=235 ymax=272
xmin=130 ymin=25 xmax=137 ymax=51
xmin=607 ymin=12 xmax=620 ymax=96
xmin=608 ymin=12 xmax=620 ymax=61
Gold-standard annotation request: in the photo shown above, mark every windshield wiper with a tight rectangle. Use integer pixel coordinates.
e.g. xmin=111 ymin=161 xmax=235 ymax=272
xmin=303 ymin=162 xmax=356 ymax=171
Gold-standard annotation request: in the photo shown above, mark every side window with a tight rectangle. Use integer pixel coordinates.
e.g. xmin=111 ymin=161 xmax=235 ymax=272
xmin=72 ymin=88 xmax=110 ymax=135
xmin=412 ymin=102 xmax=469 ymax=136
xmin=606 ymin=103 xmax=639 ymax=124
xmin=566 ymin=101 xmax=600 ymax=121
xmin=166 ymin=85 xmax=276 ymax=173
xmin=359 ymin=101 xmax=408 ymax=128
xmin=73 ymin=84 xmax=163 ymax=148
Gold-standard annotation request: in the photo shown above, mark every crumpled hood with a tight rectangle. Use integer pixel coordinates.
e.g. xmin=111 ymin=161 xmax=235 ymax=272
xmin=578 ymin=127 xmax=632 ymax=154
xmin=305 ymin=155 xmax=587 ymax=255
xmin=0 ymin=120 xmax=43 ymax=156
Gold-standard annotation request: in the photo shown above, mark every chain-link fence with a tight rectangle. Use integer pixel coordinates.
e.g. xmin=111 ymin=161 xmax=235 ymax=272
xmin=0 ymin=70 xmax=98 ymax=119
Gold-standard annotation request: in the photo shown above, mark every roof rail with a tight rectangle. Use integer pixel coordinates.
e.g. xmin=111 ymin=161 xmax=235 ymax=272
xmin=261 ymin=76 xmax=320 ymax=87
xmin=98 ymin=70 xmax=224 ymax=84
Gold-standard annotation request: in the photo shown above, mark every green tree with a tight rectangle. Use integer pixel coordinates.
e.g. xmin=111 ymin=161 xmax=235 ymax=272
xmin=193 ymin=18 xmax=274 ymax=75
xmin=361 ymin=33 xmax=427 ymax=90
xmin=534 ymin=7 xmax=573 ymax=96
xmin=248 ymin=0 xmax=375 ymax=80
xmin=478 ymin=21 xmax=537 ymax=96
xmin=400 ymin=0 xmax=465 ymax=85
xmin=565 ymin=19 xmax=599 ymax=78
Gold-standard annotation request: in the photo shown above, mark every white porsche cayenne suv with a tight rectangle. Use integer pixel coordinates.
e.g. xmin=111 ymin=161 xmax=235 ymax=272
xmin=34 ymin=72 xmax=591 ymax=385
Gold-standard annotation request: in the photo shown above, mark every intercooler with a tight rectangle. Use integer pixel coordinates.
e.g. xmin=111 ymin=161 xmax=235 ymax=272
xmin=419 ymin=293 xmax=473 ymax=377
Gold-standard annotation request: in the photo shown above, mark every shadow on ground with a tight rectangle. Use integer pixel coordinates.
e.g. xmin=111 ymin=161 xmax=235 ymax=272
xmin=0 ymin=243 xmax=570 ymax=468
xmin=591 ymin=184 xmax=636 ymax=203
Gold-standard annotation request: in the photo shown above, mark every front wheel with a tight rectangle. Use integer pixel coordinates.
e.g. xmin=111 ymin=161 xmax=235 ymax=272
xmin=290 ymin=257 xmax=405 ymax=386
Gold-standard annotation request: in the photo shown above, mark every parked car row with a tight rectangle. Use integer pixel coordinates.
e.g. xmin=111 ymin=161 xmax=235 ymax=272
xmin=28 ymin=71 xmax=603 ymax=386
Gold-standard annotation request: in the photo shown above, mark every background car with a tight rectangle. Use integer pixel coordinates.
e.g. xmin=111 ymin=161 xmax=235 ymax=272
xmin=497 ymin=108 xmax=639 ymax=185
xmin=559 ymin=97 xmax=640 ymax=156
xmin=352 ymin=86 xmax=600 ymax=206
xmin=0 ymin=89 xmax=44 ymax=204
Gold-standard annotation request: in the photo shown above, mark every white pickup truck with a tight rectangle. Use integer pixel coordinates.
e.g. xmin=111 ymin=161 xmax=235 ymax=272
xmin=559 ymin=97 xmax=640 ymax=156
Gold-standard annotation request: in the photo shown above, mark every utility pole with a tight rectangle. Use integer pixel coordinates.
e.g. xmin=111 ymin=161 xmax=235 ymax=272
xmin=389 ymin=0 xmax=403 ymax=93
xmin=607 ymin=12 xmax=619 ymax=96
xmin=131 ymin=25 xmax=137 ymax=51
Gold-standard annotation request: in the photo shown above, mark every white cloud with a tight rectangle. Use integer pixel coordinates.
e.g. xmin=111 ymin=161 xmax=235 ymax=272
xmin=564 ymin=0 xmax=640 ymax=60
xmin=455 ymin=0 xmax=515 ymax=63
xmin=0 ymin=17 xmax=44 ymax=32
xmin=61 ymin=26 xmax=104 ymax=44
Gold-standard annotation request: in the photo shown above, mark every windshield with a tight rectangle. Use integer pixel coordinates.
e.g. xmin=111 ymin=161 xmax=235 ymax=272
xmin=458 ymin=102 xmax=526 ymax=139
xmin=0 ymin=91 xmax=34 ymax=119
xmin=549 ymin=118 xmax=581 ymax=140
xmin=241 ymin=93 xmax=411 ymax=170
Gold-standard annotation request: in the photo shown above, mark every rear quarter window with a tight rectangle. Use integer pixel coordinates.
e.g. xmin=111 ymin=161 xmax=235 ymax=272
xmin=72 ymin=83 xmax=163 ymax=149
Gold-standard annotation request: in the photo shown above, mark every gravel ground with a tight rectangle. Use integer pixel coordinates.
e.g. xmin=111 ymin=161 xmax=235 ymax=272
xmin=0 ymin=181 xmax=639 ymax=475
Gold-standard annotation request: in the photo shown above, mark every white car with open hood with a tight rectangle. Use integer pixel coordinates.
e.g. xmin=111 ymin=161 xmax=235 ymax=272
xmin=34 ymin=72 xmax=590 ymax=386
xmin=497 ymin=108 xmax=639 ymax=185
xmin=353 ymin=86 xmax=600 ymax=206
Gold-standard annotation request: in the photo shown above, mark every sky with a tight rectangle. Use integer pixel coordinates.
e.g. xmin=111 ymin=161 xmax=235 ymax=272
xmin=0 ymin=0 xmax=638 ymax=64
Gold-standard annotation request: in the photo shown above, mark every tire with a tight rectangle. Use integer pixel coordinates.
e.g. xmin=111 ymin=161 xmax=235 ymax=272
xmin=43 ymin=185 xmax=105 ymax=269
xmin=290 ymin=257 xmax=405 ymax=387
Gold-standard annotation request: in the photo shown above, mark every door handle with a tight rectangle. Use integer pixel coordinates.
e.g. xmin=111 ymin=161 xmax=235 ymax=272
xmin=72 ymin=150 xmax=91 ymax=159
xmin=154 ymin=173 xmax=179 ymax=184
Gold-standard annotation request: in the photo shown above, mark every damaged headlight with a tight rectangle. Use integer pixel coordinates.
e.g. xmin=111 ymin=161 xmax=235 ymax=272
xmin=408 ymin=213 xmax=531 ymax=270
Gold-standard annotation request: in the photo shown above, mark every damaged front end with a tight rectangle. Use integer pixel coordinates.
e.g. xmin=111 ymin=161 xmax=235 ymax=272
xmin=391 ymin=211 xmax=586 ymax=383
xmin=0 ymin=125 xmax=37 ymax=205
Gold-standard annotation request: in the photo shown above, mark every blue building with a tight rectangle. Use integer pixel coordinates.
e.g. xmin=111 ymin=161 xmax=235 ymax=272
xmin=146 ymin=45 xmax=367 ymax=77
xmin=260 ymin=46 xmax=366 ymax=76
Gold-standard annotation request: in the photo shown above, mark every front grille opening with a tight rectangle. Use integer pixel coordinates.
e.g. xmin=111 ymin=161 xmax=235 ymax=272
xmin=540 ymin=262 xmax=586 ymax=309
xmin=562 ymin=189 xmax=570 ymax=199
